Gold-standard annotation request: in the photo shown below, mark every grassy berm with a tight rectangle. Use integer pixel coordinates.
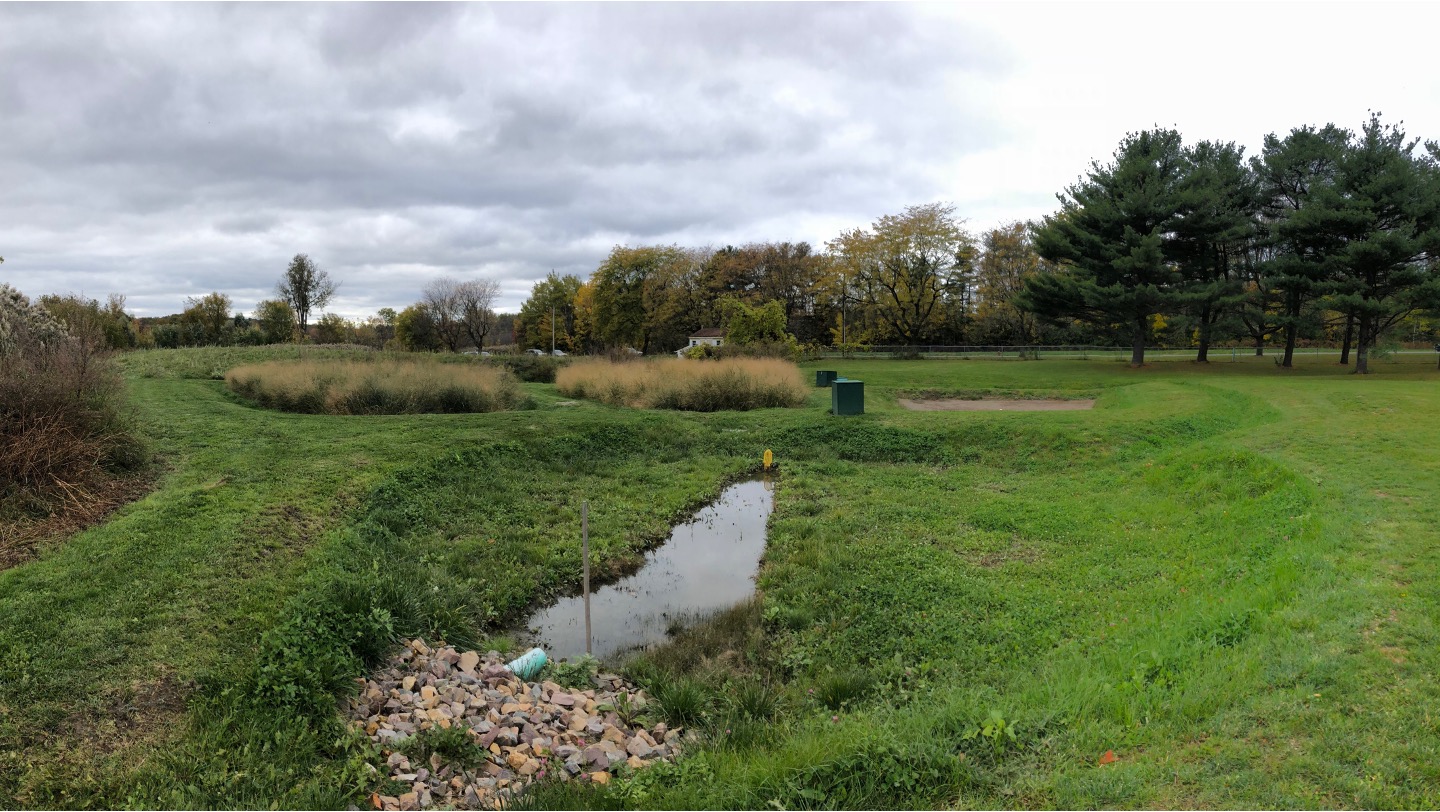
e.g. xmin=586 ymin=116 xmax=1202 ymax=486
xmin=3 ymin=346 xmax=1440 ymax=809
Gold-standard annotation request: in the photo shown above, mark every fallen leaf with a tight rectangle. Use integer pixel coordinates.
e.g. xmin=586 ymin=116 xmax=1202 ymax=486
xmin=1099 ymin=750 xmax=1117 ymax=765
xmin=371 ymin=793 xmax=382 ymax=809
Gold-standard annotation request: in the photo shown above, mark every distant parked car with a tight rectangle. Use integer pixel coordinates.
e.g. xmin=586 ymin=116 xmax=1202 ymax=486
xmin=526 ymin=348 xmax=546 ymax=356
xmin=551 ymin=349 xmax=567 ymax=357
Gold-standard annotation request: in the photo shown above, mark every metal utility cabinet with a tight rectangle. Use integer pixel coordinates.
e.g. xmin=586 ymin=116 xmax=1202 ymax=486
xmin=831 ymin=378 xmax=864 ymax=415
xmin=816 ymin=370 xmax=838 ymax=387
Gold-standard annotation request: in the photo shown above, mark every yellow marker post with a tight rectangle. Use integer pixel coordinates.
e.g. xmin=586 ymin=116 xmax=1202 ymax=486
xmin=763 ymin=449 xmax=773 ymax=471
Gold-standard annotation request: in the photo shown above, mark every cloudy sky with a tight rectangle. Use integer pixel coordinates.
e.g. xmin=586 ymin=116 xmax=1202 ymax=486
xmin=5 ymin=2 xmax=1439 ymax=318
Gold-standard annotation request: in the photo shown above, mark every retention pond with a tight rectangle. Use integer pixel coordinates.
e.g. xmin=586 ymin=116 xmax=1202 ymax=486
xmin=524 ymin=477 xmax=774 ymax=662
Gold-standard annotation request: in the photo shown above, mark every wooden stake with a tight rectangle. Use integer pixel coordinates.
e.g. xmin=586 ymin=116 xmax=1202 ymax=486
xmin=582 ymin=500 xmax=592 ymax=656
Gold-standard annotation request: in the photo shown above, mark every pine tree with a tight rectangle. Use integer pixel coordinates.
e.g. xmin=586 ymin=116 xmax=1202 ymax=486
xmin=1322 ymin=114 xmax=1440 ymax=373
xmin=1172 ymin=140 xmax=1259 ymax=362
xmin=1025 ymin=129 xmax=1187 ymax=366
xmin=1251 ymin=124 xmax=1350 ymax=367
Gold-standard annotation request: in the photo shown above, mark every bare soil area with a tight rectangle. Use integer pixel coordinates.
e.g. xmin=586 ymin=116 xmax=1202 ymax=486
xmin=898 ymin=398 xmax=1096 ymax=412
xmin=0 ymin=471 xmax=155 ymax=572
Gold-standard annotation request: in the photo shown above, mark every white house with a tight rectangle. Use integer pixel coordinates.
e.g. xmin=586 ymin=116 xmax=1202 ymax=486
xmin=676 ymin=327 xmax=724 ymax=356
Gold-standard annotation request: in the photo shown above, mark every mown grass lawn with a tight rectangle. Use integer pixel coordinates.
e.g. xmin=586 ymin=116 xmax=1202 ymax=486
xmin=3 ymin=348 xmax=1440 ymax=809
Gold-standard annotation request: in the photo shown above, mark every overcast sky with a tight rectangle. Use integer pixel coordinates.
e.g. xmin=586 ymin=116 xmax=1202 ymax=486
xmin=5 ymin=2 xmax=1439 ymax=318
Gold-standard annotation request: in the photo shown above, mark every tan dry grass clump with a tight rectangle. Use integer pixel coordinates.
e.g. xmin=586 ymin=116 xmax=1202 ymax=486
xmin=225 ymin=359 xmax=527 ymax=415
xmin=555 ymin=357 xmax=808 ymax=411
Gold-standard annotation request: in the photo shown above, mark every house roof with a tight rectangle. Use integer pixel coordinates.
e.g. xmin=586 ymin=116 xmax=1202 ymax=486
xmin=690 ymin=327 xmax=724 ymax=338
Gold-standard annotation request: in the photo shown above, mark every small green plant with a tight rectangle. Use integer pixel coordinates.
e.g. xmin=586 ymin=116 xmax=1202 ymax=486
xmin=398 ymin=725 xmax=488 ymax=770
xmin=814 ymin=669 xmax=873 ymax=711
xmin=652 ymin=677 xmax=709 ymax=727
xmin=542 ymin=654 xmax=599 ymax=689
xmin=961 ymin=709 xmax=1019 ymax=754
xmin=607 ymin=755 xmax=716 ymax=806
xmin=732 ymin=680 xmax=780 ymax=720
xmin=762 ymin=602 xmax=815 ymax=631
xmin=597 ymin=690 xmax=646 ymax=727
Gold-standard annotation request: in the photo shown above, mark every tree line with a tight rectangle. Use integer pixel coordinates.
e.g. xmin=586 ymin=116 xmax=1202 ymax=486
xmin=39 ymin=255 xmax=513 ymax=352
xmin=18 ymin=113 xmax=1440 ymax=371
xmin=509 ymin=113 xmax=1440 ymax=372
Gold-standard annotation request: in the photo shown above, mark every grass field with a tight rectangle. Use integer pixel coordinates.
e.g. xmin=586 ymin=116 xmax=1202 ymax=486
xmin=3 ymin=348 xmax=1440 ymax=808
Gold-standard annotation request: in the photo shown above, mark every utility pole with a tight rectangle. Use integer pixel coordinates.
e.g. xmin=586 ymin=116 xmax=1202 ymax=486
xmin=551 ymin=303 xmax=556 ymax=355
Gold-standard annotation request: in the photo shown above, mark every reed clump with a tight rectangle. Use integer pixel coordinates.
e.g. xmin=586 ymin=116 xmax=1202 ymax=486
xmin=555 ymin=357 xmax=808 ymax=411
xmin=225 ymin=359 xmax=528 ymax=415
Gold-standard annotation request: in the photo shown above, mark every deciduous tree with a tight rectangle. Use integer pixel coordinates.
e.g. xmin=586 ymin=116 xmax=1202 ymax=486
xmin=591 ymin=245 xmax=688 ymax=353
xmin=254 ymin=299 xmax=296 ymax=344
xmin=394 ymin=304 xmax=441 ymax=352
xmin=516 ymin=273 xmax=583 ymax=351
xmin=972 ymin=223 xmax=1049 ymax=346
xmin=315 ymin=313 xmax=351 ymax=344
xmin=720 ymin=298 xmax=790 ymax=345
xmin=276 ymin=254 xmax=337 ymax=336
xmin=455 ymin=279 xmax=500 ymax=353
xmin=827 ymin=202 xmax=975 ymax=345
xmin=421 ymin=277 xmax=465 ymax=352
xmin=181 ymin=292 xmax=233 ymax=345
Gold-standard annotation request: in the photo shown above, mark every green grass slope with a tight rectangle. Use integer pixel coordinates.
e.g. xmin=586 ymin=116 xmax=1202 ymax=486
xmin=1 ymin=350 xmax=1438 ymax=809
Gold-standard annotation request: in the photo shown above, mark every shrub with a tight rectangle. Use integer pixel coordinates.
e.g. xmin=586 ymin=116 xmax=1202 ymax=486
xmin=224 ymin=359 xmax=529 ymax=415
xmin=490 ymin=354 xmax=561 ymax=383
xmin=682 ymin=339 xmax=800 ymax=362
xmin=0 ymin=285 xmax=143 ymax=517
xmin=555 ymin=358 xmax=808 ymax=411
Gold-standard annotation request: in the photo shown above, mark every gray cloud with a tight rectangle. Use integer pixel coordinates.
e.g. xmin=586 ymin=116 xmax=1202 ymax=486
xmin=2 ymin=2 xmax=1011 ymax=316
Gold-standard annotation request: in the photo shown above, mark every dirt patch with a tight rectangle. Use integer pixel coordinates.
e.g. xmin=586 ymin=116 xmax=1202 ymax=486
xmin=967 ymin=543 xmax=1044 ymax=568
xmin=0 ymin=471 xmax=156 ymax=572
xmin=899 ymin=398 xmax=1096 ymax=412
xmin=54 ymin=667 xmax=195 ymax=756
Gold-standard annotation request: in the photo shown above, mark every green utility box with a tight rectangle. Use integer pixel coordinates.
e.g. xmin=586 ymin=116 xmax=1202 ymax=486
xmin=816 ymin=370 xmax=838 ymax=387
xmin=831 ymin=378 xmax=864 ymax=415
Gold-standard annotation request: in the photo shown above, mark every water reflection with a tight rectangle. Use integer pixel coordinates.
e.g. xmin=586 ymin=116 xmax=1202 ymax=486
xmin=526 ymin=478 xmax=774 ymax=661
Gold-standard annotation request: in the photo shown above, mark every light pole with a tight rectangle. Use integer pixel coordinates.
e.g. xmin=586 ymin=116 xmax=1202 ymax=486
xmin=551 ymin=303 xmax=555 ymax=355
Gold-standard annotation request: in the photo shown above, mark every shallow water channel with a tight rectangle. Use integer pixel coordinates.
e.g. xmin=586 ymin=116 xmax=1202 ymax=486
xmin=524 ymin=477 xmax=774 ymax=662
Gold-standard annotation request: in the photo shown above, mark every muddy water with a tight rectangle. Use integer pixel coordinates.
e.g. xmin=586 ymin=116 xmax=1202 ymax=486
xmin=525 ymin=477 xmax=774 ymax=662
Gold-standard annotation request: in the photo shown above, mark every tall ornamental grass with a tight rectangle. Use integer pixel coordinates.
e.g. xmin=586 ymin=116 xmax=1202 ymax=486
xmin=225 ymin=359 xmax=528 ymax=415
xmin=555 ymin=357 xmax=809 ymax=411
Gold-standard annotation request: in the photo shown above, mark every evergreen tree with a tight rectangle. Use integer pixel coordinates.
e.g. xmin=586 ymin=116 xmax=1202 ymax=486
xmin=1172 ymin=140 xmax=1259 ymax=362
xmin=1251 ymin=124 xmax=1350 ymax=367
xmin=1025 ymin=129 xmax=1187 ymax=365
xmin=1322 ymin=114 xmax=1440 ymax=373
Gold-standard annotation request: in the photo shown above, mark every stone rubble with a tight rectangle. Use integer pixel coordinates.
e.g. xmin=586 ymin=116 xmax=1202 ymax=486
xmin=346 ymin=638 xmax=682 ymax=810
